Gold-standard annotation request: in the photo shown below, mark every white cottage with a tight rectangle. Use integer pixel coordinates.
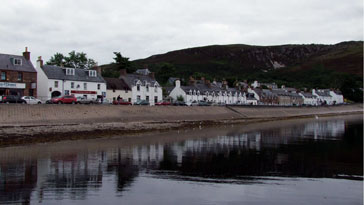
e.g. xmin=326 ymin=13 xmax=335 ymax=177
xmin=169 ymin=79 xmax=246 ymax=105
xmin=299 ymin=92 xmax=318 ymax=106
xmin=119 ymin=69 xmax=162 ymax=105
xmin=36 ymin=57 xmax=106 ymax=101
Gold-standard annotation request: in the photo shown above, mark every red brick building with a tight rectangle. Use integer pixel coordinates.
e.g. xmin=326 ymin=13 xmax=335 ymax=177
xmin=0 ymin=48 xmax=37 ymax=97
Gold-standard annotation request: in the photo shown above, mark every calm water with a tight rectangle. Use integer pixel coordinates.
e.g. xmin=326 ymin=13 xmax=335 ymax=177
xmin=0 ymin=115 xmax=362 ymax=205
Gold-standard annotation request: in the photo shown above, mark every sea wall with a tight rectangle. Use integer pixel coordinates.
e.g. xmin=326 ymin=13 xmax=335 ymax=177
xmin=0 ymin=104 xmax=362 ymax=126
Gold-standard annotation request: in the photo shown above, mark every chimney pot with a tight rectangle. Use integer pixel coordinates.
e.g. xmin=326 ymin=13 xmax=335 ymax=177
xmin=23 ymin=47 xmax=30 ymax=61
xmin=37 ymin=56 xmax=43 ymax=68
xmin=120 ymin=69 xmax=127 ymax=76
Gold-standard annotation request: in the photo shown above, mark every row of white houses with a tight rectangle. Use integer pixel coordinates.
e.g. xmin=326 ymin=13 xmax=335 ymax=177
xmin=169 ymin=79 xmax=344 ymax=106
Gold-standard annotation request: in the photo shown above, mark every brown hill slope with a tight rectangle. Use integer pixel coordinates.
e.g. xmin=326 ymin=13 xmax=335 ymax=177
xmin=133 ymin=41 xmax=363 ymax=76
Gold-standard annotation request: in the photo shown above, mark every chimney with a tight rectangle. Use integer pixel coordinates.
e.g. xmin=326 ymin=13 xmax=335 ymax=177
xmin=189 ymin=76 xmax=195 ymax=86
xmin=206 ymin=80 xmax=211 ymax=88
xmin=149 ymin=72 xmax=155 ymax=79
xmin=93 ymin=66 xmax=102 ymax=75
xmin=37 ymin=56 xmax=43 ymax=68
xmin=201 ymin=77 xmax=205 ymax=83
xmin=175 ymin=79 xmax=181 ymax=88
xmin=120 ymin=69 xmax=127 ymax=76
xmin=23 ymin=47 xmax=30 ymax=61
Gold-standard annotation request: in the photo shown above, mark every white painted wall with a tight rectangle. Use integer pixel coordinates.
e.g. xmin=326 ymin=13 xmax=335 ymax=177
xmin=131 ymin=82 xmax=162 ymax=105
xmin=106 ymin=89 xmax=132 ymax=101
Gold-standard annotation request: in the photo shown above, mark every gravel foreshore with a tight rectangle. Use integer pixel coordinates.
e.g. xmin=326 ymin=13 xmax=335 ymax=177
xmin=0 ymin=104 xmax=362 ymax=146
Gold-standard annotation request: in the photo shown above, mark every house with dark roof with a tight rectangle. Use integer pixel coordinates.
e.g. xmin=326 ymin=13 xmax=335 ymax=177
xmin=299 ymin=92 xmax=318 ymax=106
xmin=104 ymin=77 xmax=131 ymax=102
xmin=119 ymin=69 xmax=162 ymax=105
xmin=312 ymin=89 xmax=343 ymax=105
xmin=35 ymin=57 xmax=106 ymax=101
xmin=0 ymin=47 xmax=37 ymax=97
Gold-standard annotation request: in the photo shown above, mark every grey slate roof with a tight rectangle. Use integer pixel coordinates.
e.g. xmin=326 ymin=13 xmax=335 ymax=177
xmin=0 ymin=53 xmax=36 ymax=73
xmin=135 ymin=68 xmax=151 ymax=75
xmin=104 ymin=77 xmax=130 ymax=90
xmin=42 ymin=65 xmax=105 ymax=83
xmin=120 ymin=74 xmax=159 ymax=87
xmin=300 ymin=92 xmax=316 ymax=98
xmin=315 ymin=90 xmax=331 ymax=97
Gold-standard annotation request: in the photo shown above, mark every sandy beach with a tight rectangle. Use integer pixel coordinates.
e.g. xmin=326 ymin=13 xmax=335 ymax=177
xmin=0 ymin=104 xmax=362 ymax=146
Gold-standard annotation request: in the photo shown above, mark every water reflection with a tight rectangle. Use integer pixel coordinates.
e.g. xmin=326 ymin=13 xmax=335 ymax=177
xmin=0 ymin=115 xmax=362 ymax=204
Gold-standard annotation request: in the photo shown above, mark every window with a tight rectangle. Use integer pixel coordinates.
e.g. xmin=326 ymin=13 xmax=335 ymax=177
xmin=154 ymin=96 xmax=158 ymax=103
xmin=97 ymin=84 xmax=100 ymax=90
xmin=113 ymin=89 xmax=115 ymax=93
xmin=146 ymin=84 xmax=149 ymax=92
xmin=154 ymin=85 xmax=158 ymax=92
xmin=54 ymin=81 xmax=59 ymax=88
xmin=137 ymin=95 xmax=141 ymax=101
xmin=89 ymin=70 xmax=97 ymax=77
xmin=1 ymin=72 xmax=6 ymax=80
xmin=137 ymin=84 xmax=140 ymax=91
xmin=128 ymin=98 xmax=131 ymax=102
xmin=84 ymin=83 xmax=87 ymax=90
xmin=65 ymin=90 xmax=70 ymax=95
xmin=14 ymin=58 xmax=22 ymax=65
xmin=146 ymin=96 xmax=149 ymax=101
xmin=71 ymin=82 xmax=75 ymax=89
xmin=66 ymin=68 xmax=75 ymax=75
xmin=17 ymin=72 xmax=22 ymax=81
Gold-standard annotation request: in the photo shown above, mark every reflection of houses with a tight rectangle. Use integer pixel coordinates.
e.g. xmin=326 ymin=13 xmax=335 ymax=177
xmin=169 ymin=78 xmax=246 ymax=105
xmin=0 ymin=47 xmax=37 ymax=97
xmin=303 ymin=119 xmax=345 ymax=139
xmin=36 ymin=57 xmax=106 ymax=101
xmin=0 ymin=160 xmax=38 ymax=204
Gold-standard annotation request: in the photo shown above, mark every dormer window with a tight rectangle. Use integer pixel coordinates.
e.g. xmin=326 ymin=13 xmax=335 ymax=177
xmin=89 ymin=70 xmax=97 ymax=77
xmin=66 ymin=68 xmax=75 ymax=75
xmin=14 ymin=58 xmax=22 ymax=65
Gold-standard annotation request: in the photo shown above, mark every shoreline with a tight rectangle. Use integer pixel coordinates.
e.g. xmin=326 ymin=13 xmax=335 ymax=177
xmin=0 ymin=104 xmax=362 ymax=147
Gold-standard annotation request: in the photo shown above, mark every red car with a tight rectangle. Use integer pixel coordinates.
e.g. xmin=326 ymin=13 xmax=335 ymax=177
xmin=51 ymin=95 xmax=77 ymax=104
xmin=113 ymin=99 xmax=132 ymax=105
xmin=155 ymin=101 xmax=171 ymax=106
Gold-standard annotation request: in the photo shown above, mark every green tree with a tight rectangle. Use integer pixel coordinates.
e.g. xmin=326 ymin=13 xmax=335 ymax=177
xmin=46 ymin=51 xmax=97 ymax=69
xmin=113 ymin=52 xmax=135 ymax=73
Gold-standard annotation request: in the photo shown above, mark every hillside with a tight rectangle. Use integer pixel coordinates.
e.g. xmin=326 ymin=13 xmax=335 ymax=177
xmin=101 ymin=41 xmax=363 ymax=101
xmin=133 ymin=41 xmax=362 ymax=77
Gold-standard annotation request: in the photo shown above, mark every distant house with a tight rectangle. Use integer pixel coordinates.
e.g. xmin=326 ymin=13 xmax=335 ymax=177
xmin=312 ymin=89 xmax=334 ymax=105
xmin=119 ymin=69 xmax=162 ymax=105
xmin=135 ymin=68 xmax=151 ymax=75
xmin=104 ymin=77 xmax=131 ymax=102
xmin=36 ymin=57 xmax=106 ymax=101
xmin=169 ymin=78 xmax=246 ymax=105
xmin=271 ymin=89 xmax=303 ymax=106
xmin=299 ymin=92 xmax=318 ymax=106
xmin=312 ymin=89 xmax=343 ymax=105
xmin=0 ymin=47 xmax=37 ymax=97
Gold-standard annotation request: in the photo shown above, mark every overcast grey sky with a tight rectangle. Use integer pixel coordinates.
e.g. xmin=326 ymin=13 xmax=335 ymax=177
xmin=0 ymin=0 xmax=362 ymax=65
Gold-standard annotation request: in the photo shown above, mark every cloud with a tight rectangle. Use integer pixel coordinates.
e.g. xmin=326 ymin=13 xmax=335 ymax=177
xmin=0 ymin=0 xmax=362 ymax=65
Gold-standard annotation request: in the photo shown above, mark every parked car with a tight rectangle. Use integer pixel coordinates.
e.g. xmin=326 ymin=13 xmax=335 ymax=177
xmin=21 ymin=96 xmax=42 ymax=104
xmin=190 ymin=101 xmax=199 ymax=106
xmin=172 ymin=101 xmax=187 ymax=106
xmin=97 ymin=98 xmax=111 ymax=104
xmin=76 ymin=96 xmax=98 ymax=104
xmin=198 ymin=101 xmax=210 ymax=106
xmin=1 ymin=95 xmax=27 ymax=104
xmin=155 ymin=101 xmax=171 ymax=106
xmin=51 ymin=95 xmax=77 ymax=104
xmin=134 ymin=100 xmax=150 ymax=105
xmin=113 ymin=99 xmax=132 ymax=105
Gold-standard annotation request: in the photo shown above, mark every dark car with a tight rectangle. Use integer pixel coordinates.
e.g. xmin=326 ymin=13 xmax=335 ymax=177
xmin=198 ymin=101 xmax=210 ymax=106
xmin=1 ymin=95 xmax=27 ymax=104
xmin=51 ymin=95 xmax=77 ymax=104
xmin=134 ymin=100 xmax=150 ymax=105
xmin=173 ymin=101 xmax=187 ymax=106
